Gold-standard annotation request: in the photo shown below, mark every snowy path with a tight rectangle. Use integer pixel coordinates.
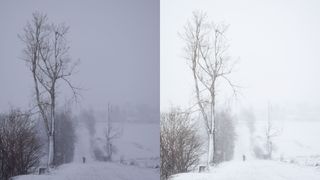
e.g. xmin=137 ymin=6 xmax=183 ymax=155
xmin=73 ymin=121 xmax=94 ymax=163
xmin=14 ymin=162 xmax=159 ymax=180
xmin=173 ymin=160 xmax=320 ymax=180
xmin=233 ymin=120 xmax=253 ymax=160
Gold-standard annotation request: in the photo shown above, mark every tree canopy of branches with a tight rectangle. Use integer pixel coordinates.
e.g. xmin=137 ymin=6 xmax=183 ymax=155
xmin=0 ymin=109 xmax=42 ymax=180
xmin=19 ymin=12 xmax=79 ymax=167
xmin=160 ymin=108 xmax=203 ymax=180
xmin=181 ymin=11 xmax=238 ymax=165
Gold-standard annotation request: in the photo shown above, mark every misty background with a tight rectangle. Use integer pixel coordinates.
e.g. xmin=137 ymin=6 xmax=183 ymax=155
xmin=0 ymin=0 xmax=159 ymax=113
xmin=0 ymin=1 xmax=160 ymax=179
xmin=161 ymin=0 xmax=320 ymax=118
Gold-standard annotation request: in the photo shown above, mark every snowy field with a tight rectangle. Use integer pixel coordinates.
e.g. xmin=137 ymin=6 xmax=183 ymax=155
xmin=272 ymin=120 xmax=320 ymax=158
xmin=14 ymin=119 xmax=159 ymax=180
xmin=94 ymin=121 xmax=160 ymax=162
xmin=174 ymin=118 xmax=320 ymax=180
xmin=172 ymin=160 xmax=320 ymax=180
xmin=234 ymin=118 xmax=320 ymax=160
xmin=13 ymin=162 xmax=159 ymax=180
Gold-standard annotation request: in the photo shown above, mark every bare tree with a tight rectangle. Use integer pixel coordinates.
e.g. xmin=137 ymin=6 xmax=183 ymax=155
xmin=181 ymin=11 xmax=238 ymax=165
xmin=19 ymin=12 xmax=79 ymax=167
xmin=265 ymin=103 xmax=281 ymax=159
xmin=0 ymin=109 xmax=42 ymax=180
xmin=105 ymin=104 xmax=122 ymax=161
xmin=160 ymin=108 xmax=203 ymax=180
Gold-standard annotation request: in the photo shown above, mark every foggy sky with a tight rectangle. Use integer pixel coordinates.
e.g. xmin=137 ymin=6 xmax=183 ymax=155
xmin=161 ymin=0 xmax=320 ymax=119
xmin=0 ymin=0 xmax=159 ymax=112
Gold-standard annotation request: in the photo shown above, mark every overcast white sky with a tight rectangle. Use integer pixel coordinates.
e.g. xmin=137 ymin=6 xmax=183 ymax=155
xmin=0 ymin=0 xmax=159 ymax=112
xmin=161 ymin=0 xmax=320 ymax=119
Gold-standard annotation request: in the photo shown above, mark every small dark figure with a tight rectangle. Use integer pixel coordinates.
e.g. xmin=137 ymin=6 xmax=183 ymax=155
xmin=82 ymin=157 xmax=86 ymax=164
xmin=242 ymin=154 xmax=246 ymax=161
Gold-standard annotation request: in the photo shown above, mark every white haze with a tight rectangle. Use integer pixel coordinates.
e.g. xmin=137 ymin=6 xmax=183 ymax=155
xmin=161 ymin=0 xmax=320 ymax=119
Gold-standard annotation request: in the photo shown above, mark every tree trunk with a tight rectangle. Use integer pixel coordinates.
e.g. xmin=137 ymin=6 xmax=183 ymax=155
xmin=48 ymin=92 xmax=55 ymax=167
xmin=209 ymin=91 xmax=216 ymax=165
xmin=208 ymin=133 xmax=214 ymax=165
xmin=48 ymin=135 xmax=54 ymax=167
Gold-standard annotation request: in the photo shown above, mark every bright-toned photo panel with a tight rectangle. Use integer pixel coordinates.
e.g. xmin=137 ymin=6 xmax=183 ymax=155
xmin=161 ymin=0 xmax=320 ymax=179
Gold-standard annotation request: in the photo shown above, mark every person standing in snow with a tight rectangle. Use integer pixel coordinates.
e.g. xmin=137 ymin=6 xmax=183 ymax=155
xmin=243 ymin=155 xmax=246 ymax=161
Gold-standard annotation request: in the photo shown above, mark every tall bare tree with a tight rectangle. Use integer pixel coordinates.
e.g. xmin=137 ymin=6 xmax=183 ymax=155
xmin=181 ymin=11 xmax=238 ymax=165
xmin=105 ymin=104 xmax=122 ymax=161
xmin=265 ymin=103 xmax=281 ymax=159
xmin=19 ymin=12 xmax=79 ymax=167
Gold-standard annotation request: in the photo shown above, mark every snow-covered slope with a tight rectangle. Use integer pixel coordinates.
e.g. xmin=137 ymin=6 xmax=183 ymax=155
xmin=233 ymin=121 xmax=253 ymax=160
xmin=234 ymin=118 xmax=320 ymax=160
xmin=172 ymin=160 xmax=320 ymax=180
xmin=73 ymin=121 xmax=94 ymax=163
xmin=13 ymin=162 xmax=159 ymax=180
xmin=94 ymin=121 xmax=159 ymax=161
xmin=272 ymin=120 xmax=320 ymax=158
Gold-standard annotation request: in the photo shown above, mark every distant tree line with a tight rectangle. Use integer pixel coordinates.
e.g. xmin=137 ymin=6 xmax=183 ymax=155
xmin=54 ymin=110 xmax=76 ymax=165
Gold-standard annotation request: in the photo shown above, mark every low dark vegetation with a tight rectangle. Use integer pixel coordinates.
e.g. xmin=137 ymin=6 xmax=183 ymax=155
xmin=160 ymin=108 xmax=203 ymax=180
xmin=0 ymin=109 xmax=42 ymax=180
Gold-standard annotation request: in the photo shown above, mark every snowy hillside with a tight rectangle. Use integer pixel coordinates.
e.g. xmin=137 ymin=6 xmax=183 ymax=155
xmin=172 ymin=160 xmax=320 ymax=180
xmin=92 ymin=121 xmax=160 ymax=167
xmin=247 ymin=120 xmax=320 ymax=161
xmin=233 ymin=113 xmax=320 ymax=161
xmin=94 ymin=121 xmax=159 ymax=161
xmin=272 ymin=120 xmax=320 ymax=158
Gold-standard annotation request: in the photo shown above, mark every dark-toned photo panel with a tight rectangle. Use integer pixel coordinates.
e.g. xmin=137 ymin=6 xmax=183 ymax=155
xmin=0 ymin=0 xmax=159 ymax=179
xmin=161 ymin=0 xmax=320 ymax=180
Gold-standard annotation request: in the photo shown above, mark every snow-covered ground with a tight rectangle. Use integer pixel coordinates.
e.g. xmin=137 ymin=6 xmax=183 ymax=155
xmin=234 ymin=114 xmax=320 ymax=161
xmin=272 ymin=120 xmax=320 ymax=158
xmin=94 ymin=121 xmax=159 ymax=162
xmin=174 ymin=117 xmax=320 ymax=180
xmin=13 ymin=162 xmax=159 ymax=180
xmin=14 ymin=115 xmax=159 ymax=180
xmin=233 ymin=121 xmax=253 ymax=160
xmin=73 ymin=121 xmax=95 ymax=163
xmin=172 ymin=160 xmax=320 ymax=180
